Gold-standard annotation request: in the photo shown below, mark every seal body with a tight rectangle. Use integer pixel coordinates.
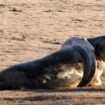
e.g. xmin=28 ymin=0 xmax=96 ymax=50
xmin=0 ymin=37 xmax=96 ymax=90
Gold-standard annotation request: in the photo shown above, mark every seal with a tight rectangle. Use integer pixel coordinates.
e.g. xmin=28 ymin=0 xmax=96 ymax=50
xmin=0 ymin=38 xmax=96 ymax=90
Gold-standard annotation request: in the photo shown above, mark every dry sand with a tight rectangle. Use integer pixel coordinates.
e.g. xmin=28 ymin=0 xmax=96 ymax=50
xmin=0 ymin=0 xmax=105 ymax=104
